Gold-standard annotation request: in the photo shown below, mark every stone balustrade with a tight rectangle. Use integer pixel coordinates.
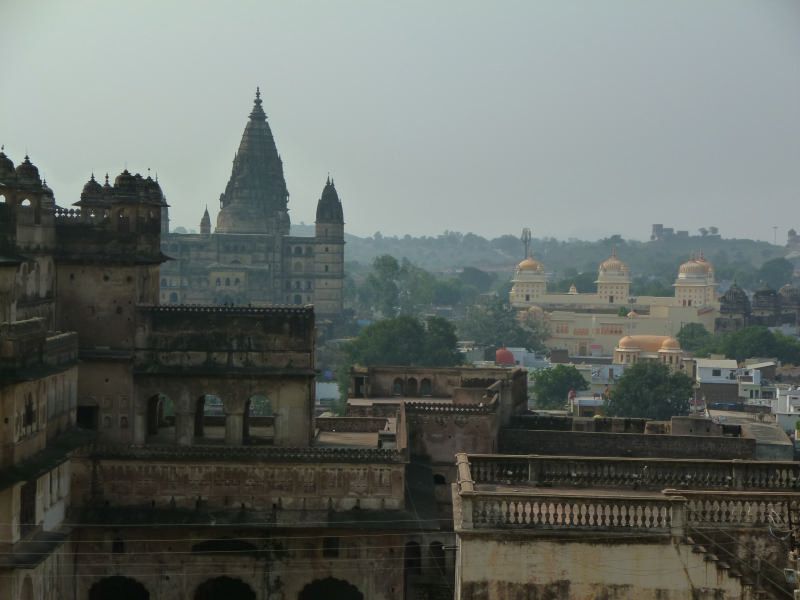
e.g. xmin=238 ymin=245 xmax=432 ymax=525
xmin=465 ymin=454 xmax=800 ymax=491
xmin=663 ymin=489 xmax=800 ymax=528
xmin=468 ymin=493 xmax=682 ymax=533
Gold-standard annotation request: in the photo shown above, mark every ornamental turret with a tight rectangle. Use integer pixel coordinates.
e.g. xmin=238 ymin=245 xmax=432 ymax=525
xmin=674 ymin=252 xmax=717 ymax=308
xmin=200 ymin=206 xmax=211 ymax=235
xmin=313 ymin=177 xmax=345 ymax=318
xmin=315 ymin=176 xmax=344 ymax=239
xmin=596 ymin=247 xmax=630 ymax=304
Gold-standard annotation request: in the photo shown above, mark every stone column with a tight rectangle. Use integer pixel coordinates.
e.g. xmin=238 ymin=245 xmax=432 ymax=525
xmin=224 ymin=397 xmax=246 ymax=446
xmin=133 ymin=394 xmax=147 ymax=445
xmin=174 ymin=389 xmax=194 ymax=446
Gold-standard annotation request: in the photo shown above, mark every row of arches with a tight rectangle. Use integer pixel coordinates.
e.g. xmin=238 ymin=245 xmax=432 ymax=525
xmin=145 ymin=393 xmax=274 ymax=446
xmin=392 ymin=377 xmax=433 ymax=397
xmin=88 ymin=575 xmax=363 ymax=599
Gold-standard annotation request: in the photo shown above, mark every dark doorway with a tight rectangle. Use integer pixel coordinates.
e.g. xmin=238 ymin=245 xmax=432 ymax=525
xmin=194 ymin=577 xmax=255 ymax=600
xmin=89 ymin=576 xmax=149 ymax=600
xmin=298 ymin=577 xmax=363 ymax=600
xmin=76 ymin=405 xmax=98 ymax=430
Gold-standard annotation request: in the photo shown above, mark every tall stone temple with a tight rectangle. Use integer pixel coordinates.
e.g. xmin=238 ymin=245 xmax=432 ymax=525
xmin=159 ymin=89 xmax=345 ymax=320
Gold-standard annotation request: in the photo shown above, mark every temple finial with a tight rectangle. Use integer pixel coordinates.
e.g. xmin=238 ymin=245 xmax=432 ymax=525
xmin=256 ymin=86 xmax=261 ymax=101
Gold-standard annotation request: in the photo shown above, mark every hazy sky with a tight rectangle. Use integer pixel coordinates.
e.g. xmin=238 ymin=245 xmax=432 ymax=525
xmin=2 ymin=1 xmax=798 ymax=241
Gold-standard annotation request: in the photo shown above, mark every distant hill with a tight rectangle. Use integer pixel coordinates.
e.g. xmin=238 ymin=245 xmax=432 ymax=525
xmin=325 ymin=230 xmax=789 ymax=283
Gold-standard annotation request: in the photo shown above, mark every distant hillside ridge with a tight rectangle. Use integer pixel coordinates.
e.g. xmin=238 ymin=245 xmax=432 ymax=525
xmin=325 ymin=230 xmax=789 ymax=282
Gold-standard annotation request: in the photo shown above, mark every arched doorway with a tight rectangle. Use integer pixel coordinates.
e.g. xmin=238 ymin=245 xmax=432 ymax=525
xmin=146 ymin=394 xmax=175 ymax=441
xmin=406 ymin=378 xmax=418 ymax=397
xmin=89 ymin=576 xmax=149 ymax=600
xmin=194 ymin=577 xmax=255 ymax=600
xmin=298 ymin=577 xmax=363 ymax=600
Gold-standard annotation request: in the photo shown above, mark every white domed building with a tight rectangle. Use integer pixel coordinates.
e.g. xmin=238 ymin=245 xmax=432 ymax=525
xmin=509 ymin=256 xmax=548 ymax=304
xmin=507 ymin=243 xmax=720 ymax=358
xmin=674 ymin=253 xmax=717 ymax=308
xmin=596 ymin=248 xmax=631 ymax=304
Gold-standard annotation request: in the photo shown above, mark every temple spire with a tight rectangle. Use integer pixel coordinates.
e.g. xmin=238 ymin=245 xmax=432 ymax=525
xmin=250 ymin=86 xmax=265 ymax=120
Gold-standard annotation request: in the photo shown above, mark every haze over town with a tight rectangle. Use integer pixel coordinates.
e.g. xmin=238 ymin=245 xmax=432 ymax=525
xmin=2 ymin=0 xmax=799 ymax=241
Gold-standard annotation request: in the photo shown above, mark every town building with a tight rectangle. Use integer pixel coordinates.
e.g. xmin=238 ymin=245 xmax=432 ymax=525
xmin=510 ymin=249 xmax=719 ymax=356
xmin=613 ymin=334 xmax=684 ymax=370
xmin=0 ymin=151 xmax=439 ymax=600
xmin=4 ymin=147 xmax=798 ymax=600
xmin=159 ymin=90 xmax=345 ymax=321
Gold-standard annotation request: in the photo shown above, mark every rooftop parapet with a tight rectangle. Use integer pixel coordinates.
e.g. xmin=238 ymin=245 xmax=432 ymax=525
xmin=460 ymin=453 xmax=800 ymax=492
xmin=453 ymin=454 xmax=685 ymax=535
xmin=84 ymin=443 xmax=405 ymax=463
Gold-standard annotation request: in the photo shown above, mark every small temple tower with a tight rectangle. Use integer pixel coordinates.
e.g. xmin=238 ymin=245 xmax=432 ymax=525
xmin=313 ymin=177 xmax=345 ymax=318
xmin=674 ymin=252 xmax=717 ymax=308
xmin=596 ymin=248 xmax=631 ymax=304
xmin=509 ymin=256 xmax=548 ymax=306
xmin=200 ymin=206 xmax=211 ymax=235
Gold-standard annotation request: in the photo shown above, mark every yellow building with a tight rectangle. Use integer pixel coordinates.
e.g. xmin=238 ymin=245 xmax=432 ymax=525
xmin=511 ymin=250 xmax=719 ymax=357
xmin=613 ymin=334 xmax=684 ymax=371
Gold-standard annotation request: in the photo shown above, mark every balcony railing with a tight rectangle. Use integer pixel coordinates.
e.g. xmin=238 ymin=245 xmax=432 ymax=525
xmin=464 ymin=454 xmax=800 ymax=491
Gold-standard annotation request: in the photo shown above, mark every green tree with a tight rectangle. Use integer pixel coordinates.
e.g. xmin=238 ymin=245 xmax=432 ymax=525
xmin=458 ymin=266 xmax=494 ymax=293
xmin=363 ymin=255 xmax=400 ymax=316
xmin=531 ymin=365 xmax=588 ymax=409
xmin=346 ymin=315 xmax=462 ymax=367
xmin=606 ymin=362 xmax=693 ymax=420
xmin=676 ymin=323 xmax=714 ymax=353
xmin=757 ymin=257 xmax=794 ymax=290
xmin=459 ymin=296 xmax=548 ymax=351
xmin=717 ymin=326 xmax=777 ymax=361
xmin=335 ymin=316 xmax=463 ymax=414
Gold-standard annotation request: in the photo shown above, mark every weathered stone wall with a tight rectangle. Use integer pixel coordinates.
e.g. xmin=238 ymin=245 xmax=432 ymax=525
xmin=55 ymin=264 xmax=158 ymax=350
xmin=72 ymin=528 xmax=406 ymax=600
xmin=510 ymin=414 xmax=648 ymax=433
xmin=0 ymin=542 xmax=72 ymax=600
xmin=456 ymin=537 xmax=747 ymax=600
xmin=407 ymin=407 xmax=499 ymax=465
xmin=316 ymin=417 xmax=389 ymax=432
xmin=499 ymin=429 xmax=756 ymax=459
xmin=71 ymin=452 xmax=405 ymax=512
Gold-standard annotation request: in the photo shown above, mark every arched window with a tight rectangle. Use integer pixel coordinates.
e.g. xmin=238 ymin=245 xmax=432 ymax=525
xmin=225 ymin=278 xmax=230 ymax=286
xmin=392 ymin=378 xmax=404 ymax=396
xmin=293 ymin=294 xmax=302 ymax=304
xmin=294 ymin=246 xmax=303 ymax=255
xmin=420 ymin=378 xmax=432 ymax=396
xmin=161 ymin=278 xmax=167 ymax=287
xmin=21 ymin=198 xmax=31 ymax=207
xmin=407 ymin=377 xmax=418 ymax=397
xmin=216 ymin=278 xmax=221 ymax=287
xmin=234 ymin=278 xmax=240 ymax=286
xmin=324 ymin=265 xmax=329 ymax=273
xmin=169 ymin=292 xmax=178 ymax=304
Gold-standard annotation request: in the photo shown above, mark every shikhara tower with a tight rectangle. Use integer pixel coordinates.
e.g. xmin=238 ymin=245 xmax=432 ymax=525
xmin=159 ymin=89 xmax=345 ymax=319
xmin=216 ymin=87 xmax=290 ymax=235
